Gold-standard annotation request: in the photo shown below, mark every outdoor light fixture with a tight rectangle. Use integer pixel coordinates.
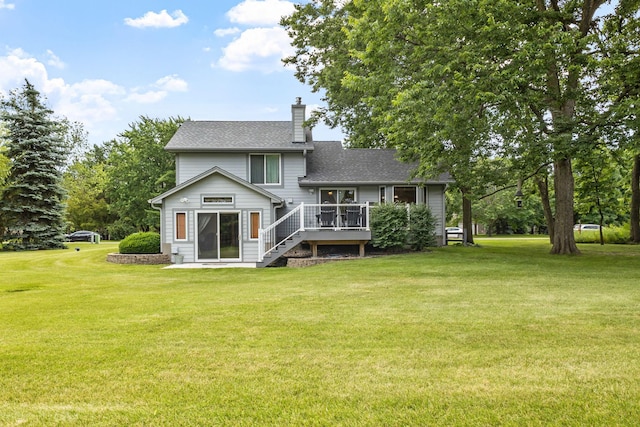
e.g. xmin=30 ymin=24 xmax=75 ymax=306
xmin=515 ymin=180 xmax=523 ymax=209
xmin=179 ymin=197 xmax=189 ymax=203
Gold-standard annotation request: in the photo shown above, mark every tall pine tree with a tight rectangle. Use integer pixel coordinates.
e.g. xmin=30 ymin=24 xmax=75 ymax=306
xmin=0 ymin=80 xmax=68 ymax=250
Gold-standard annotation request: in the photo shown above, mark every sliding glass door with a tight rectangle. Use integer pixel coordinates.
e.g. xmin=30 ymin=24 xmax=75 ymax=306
xmin=197 ymin=212 xmax=240 ymax=261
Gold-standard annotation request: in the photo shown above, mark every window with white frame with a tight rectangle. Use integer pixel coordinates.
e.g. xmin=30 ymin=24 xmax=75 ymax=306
xmin=202 ymin=195 xmax=234 ymax=205
xmin=393 ymin=186 xmax=417 ymax=204
xmin=379 ymin=186 xmax=386 ymax=204
xmin=320 ymin=188 xmax=356 ymax=204
xmin=175 ymin=212 xmax=187 ymax=241
xmin=250 ymin=154 xmax=280 ymax=184
xmin=249 ymin=211 xmax=261 ymax=240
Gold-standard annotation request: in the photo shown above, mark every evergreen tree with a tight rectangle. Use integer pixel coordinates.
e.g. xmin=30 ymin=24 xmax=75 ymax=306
xmin=0 ymin=80 xmax=68 ymax=250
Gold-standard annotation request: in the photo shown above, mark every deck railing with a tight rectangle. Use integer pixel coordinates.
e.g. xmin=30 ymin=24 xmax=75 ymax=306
xmin=258 ymin=203 xmax=370 ymax=261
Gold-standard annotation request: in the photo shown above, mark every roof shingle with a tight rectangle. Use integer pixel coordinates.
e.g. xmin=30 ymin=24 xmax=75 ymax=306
xmin=165 ymin=121 xmax=314 ymax=152
xmin=300 ymin=141 xmax=452 ymax=185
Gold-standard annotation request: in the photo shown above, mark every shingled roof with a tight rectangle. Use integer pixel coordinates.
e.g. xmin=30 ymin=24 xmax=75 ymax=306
xmin=299 ymin=141 xmax=453 ymax=185
xmin=164 ymin=121 xmax=314 ymax=152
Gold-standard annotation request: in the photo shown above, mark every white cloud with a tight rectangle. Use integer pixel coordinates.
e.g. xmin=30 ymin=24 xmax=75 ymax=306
xmin=216 ymin=27 xmax=294 ymax=72
xmin=0 ymin=48 xmax=50 ymax=92
xmin=227 ymin=0 xmax=295 ymax=26
xmin=51 ymin=79 xmax=126 ymax=124
xmin=0 ymin=49 xmax=125 ymax=129
xmin=0 ymin=0 xmax=15 ymax=10
xmin=214 ymin=27 xmax=241 ymax=37
xmin=126 ymin=75 xmax=188 ymax=104
xmin=124 ymin=9 xmax=188 ymax=29
xmin=46 ymin=50 xmax=65 ymax=69
xmin=155 ymin=75 xmax=188 ymax=92
xmin=126 ymin=90 xmax=168 ymax=104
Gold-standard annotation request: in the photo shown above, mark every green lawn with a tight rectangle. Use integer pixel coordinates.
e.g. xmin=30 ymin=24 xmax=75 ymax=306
xmin=1 ymin=239 xmax=639 ymax=426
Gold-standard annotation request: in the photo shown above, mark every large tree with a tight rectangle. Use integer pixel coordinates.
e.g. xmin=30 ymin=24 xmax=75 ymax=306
xmin=283 ymin=0 xmax=640 ymax=254
xmin=0 ymin=80 xmax=68 ymax=250
xmin=63 ymin=146 xmax=114 ymax=237
xmin=104 ymin=116 xmax=183 ymax=236
xmin=588 ymin=0 xmax=640 ymax=242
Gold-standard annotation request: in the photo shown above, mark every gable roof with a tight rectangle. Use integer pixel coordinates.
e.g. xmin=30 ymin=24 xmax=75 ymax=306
xmin=299 ymin=141 xmax=453 ymax=185
xmin=164 ymin=121 xmax=314 ymax=152
xmin=149 ymin=166 xmax=283 ymax=205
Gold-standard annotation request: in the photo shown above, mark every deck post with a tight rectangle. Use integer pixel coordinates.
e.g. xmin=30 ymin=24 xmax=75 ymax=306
xmin=299 ymin=202 xmax=305 ymax=231
xmin=366 ymin=202 xmax=371 ymax=231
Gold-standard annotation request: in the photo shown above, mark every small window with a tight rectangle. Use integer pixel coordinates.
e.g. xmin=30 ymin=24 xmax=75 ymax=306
xmin=379 ymin=186 xmax=386 ymax=204
xmin=393 ymin=186 xmax=417 ymax=204
xmin=202 ymin=196 xmax=234 ymax=204
xmin=175 ymin=212 xmax=187 ymax=241
xmin=250 ymin=212 xmax=261 ymax=239
xmin=250 ymin=154 xmax=280 ymax=184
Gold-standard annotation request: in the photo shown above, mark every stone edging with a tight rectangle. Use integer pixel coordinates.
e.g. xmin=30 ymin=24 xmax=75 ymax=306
xmin=107 ymin=253 xmax=171 ymax=265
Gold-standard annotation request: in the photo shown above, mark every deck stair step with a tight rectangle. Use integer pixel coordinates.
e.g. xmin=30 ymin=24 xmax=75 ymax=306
xmin=256 ymin=231 xmax=305 ymax=268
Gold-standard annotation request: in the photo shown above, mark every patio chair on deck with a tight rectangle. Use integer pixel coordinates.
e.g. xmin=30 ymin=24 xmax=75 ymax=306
xmin=319 ymin=206 xmax=336 ymax=227
xmin=345 ymin=206 xmax=362 ymax=227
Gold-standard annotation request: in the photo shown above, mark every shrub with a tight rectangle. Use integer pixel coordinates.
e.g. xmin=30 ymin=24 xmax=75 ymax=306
xmin=370 ymin=204 xmax=408 ymax=249
xmin=119 ymin=232 xmax=161 ymax=254
xmin=408 ymin=204 xmax=437 ymax=250
xmin=574 ymin=226 xmax=629 ymax=244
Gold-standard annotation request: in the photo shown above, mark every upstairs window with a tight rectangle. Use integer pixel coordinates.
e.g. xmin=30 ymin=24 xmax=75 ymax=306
xmin=250 ymin=154 xmax=280 ymax=184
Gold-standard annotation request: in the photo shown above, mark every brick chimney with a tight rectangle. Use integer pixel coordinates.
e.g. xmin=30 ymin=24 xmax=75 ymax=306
xmin=291 ymin=97 xmax=306 ymax=143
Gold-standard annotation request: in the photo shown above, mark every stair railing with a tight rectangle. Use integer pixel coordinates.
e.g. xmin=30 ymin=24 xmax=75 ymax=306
xmin=258 ymin=203 xmax=304 ymax=262
xmin=258 ymin=202 xmax=370 ymax=262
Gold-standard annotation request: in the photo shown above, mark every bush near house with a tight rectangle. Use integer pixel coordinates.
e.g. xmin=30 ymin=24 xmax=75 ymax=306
xmin=408 ymin=204 xmax=438 ymax=250
xmin=370 ymin=204 xmax=409 ymax=249
xmin=371 ymin=203 xmax=437 ymax=250
xmin=118 ymin=232 xmax=161 ymax=254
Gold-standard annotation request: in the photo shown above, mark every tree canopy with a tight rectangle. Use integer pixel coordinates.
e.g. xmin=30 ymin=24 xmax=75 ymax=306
xmin=283 ymin=0 xmax=640 ymax=253
xmin=0 ymin=80 xmax=68 ymax=250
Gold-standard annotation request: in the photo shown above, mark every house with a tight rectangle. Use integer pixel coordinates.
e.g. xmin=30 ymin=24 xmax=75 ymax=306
xmin=149 ymin=98 xmax=453 ymax=267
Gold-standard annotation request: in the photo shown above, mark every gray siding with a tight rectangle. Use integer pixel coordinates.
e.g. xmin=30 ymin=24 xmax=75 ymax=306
xmin=161 ymin=173 xmax=274 ymax=263
xmin=426 ymin=184 xmax=446 ymax=236
xmin=176 ymin=152 xmax=247 ymax=184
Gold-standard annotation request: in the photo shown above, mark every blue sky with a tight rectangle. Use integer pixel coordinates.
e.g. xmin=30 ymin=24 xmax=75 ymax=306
xmin=0 ymin=0 xmax=344 ymax=145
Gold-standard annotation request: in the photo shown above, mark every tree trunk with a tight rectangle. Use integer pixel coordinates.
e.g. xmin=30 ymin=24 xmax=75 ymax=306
xmin=551 ymin=158 xmax=580 ymax=254
xmin=535 ymin=175 xmax=554 ymax=244
xmin=461 ymin=190 xmax=474 ymax=245
xmin=631 ymin=154 xmax=640 ymax=244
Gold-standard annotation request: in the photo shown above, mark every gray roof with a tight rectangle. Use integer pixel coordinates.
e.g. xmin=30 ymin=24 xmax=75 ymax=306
xmin=165 ymin=120 xmax=314 ymax=152
xmin=299 ymin=141 xmax=453 ymax=185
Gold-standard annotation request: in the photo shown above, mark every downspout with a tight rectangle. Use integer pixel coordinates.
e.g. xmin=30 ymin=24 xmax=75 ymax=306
xmin=303 ymin=148 xmax=307 ymax=177
xmin=150 ymin=201 xmax=165 ymax=248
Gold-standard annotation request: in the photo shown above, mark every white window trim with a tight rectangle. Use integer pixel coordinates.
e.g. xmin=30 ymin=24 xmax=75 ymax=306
xmin=249 ymin=211 xmax=261 ymax=240
xmin=202 ymin=195 xmax=234 ymax=205
xmin=250 ymin=153 xmax=281 ymax=185
xmin=319 ymin=188 xmax=357 ymax=204
xmin=379 ymin=186 xmax=387 ymax=204
xmin=392 ymin=185 xmax=418 ymax=204
xmin=174 ymin=211 xmax=188 ymax=241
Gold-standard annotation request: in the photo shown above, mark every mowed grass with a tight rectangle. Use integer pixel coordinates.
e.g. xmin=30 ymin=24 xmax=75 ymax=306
xmin=1 ymin=239 xmax=639 ymax=426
